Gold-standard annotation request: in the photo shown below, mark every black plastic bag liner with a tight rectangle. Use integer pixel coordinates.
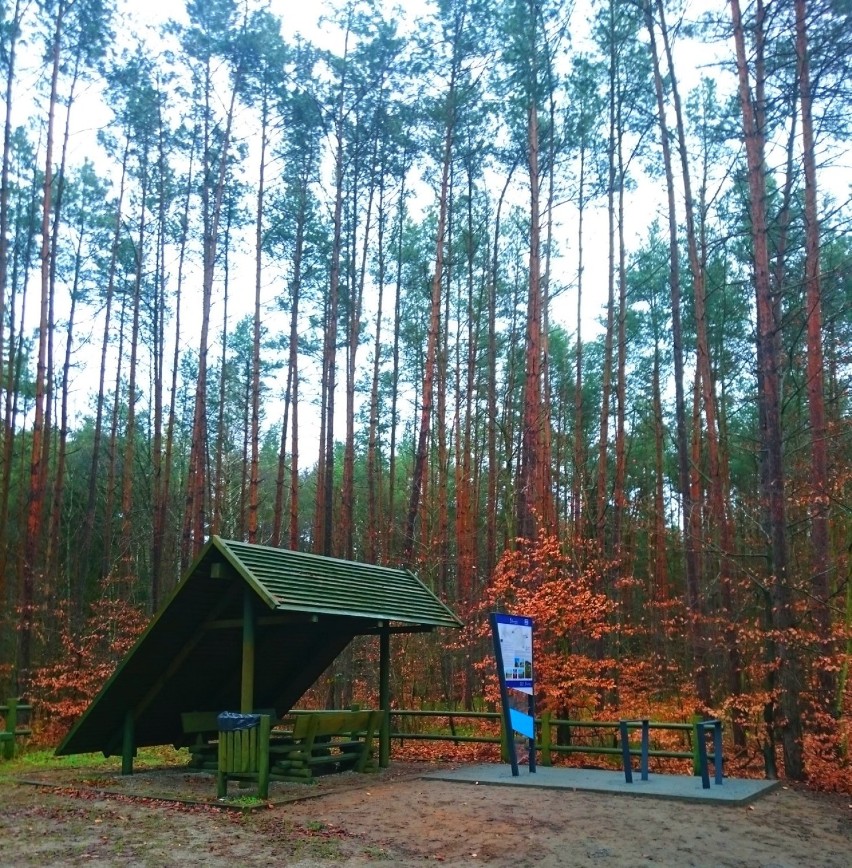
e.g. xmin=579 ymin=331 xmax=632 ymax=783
xmin=217 ymin=711 xmax=261 ymax=732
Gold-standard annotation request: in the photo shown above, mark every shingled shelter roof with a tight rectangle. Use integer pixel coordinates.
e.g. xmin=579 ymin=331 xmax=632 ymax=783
xmin=57 ymin=537 xmax=462 ymax=758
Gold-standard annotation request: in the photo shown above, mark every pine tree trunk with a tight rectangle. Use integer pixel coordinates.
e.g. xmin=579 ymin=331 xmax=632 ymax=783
xmin=655 ymin=0 xmax=741 ymax=720
xmin=154 ymin=140 xmax=193 ymax=607
xmin=150 ymin=91 xmax=170 ymax=612
xmin=288 ymin=188 xmax=305 ymax=552
xmin=42 ymin=58 xmax=81 ymax=593
xmin=572 ymin=143 xmax=585 ymax=535
xmin=185 ymin=63 xmax=240 ymax=562
xmin=455 ymin=164 xmax=476 ymax=604
xmin=685 ymin=371 xmax=711 ymax=705
xmin=436 ymin=168 xmax=452 ymax=596
xmin=486 ymin=169 xmax=515 ymax=578
xmin=0 ymin=157 xmax=38 ymax=602
xmin=213 ymin=224 xmax=230 ymax=537
xmin=518 ymin=96 xmax=554 ymax=539
xmin=644 ymin=0 xmax=710 ymax=707
xmin=0 ymin=0 xmax=22 ymax=442
xmin=730 ymin=0 xmax=804 ymax=780
xmin=78 ymin=139 xmax=128 ymax=612
xmin=271 ymin=173 xmax=306 ymax=550
xmin=20 ymin=2 xmax=65 ymax=689
xmin=319 ymin=126 xmax=345 ymax=557
xmin=248 ymin=98 xmax=268 ymax=545
xmin=387 ymin=176 xmax=406 ymax=563
xmin=405 ymin=68 xmax=456 ymax=568
xmin=596 ymin=3 xmax=617 ymax=554
xmin=342 ymin=136 xmax=376 ymax=561
xmin=612 ymin=108 xmax=628 ymax=584
xmin=367 ymin=174 xmax=390 ymax=564
xmin=313 ymin=289 xmax=328 ymax=555
xmin=651 ymin=336 xmax=668 ymax=601
xmin=289 ymin=357 xmax=300 ymax=552
xmin=795 ymin=0 xmax=833 ymax=709
xmin=49 ymin=218 xmax=84 ymax=605
xmin=104 ymin=294 xmax=127 ymax=578
xmin=119 ymin=154 xmax=148 ymax=592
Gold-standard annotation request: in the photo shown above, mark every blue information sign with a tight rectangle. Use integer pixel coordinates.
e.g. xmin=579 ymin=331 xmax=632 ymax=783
xmin=490 ymin=613 xmax=536 ymax=776
xmin=493 ymin=613 xmax=534 ymax=694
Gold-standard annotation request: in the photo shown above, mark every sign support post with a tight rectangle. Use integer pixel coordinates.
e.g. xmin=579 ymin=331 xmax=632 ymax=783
xmin=491 ymin=612 xmax=520 ymax=776
xmin=528 ymin=690 xmax=536 ymax=773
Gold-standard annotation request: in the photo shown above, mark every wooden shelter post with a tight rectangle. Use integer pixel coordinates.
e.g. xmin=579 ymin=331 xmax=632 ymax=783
xmin=121 ymin=710 xmax=134 ymax=776
xmin=379 ymin=624 xmax=390 ymax=767
xmin=241 ymin=586 xmax=256 ymax=712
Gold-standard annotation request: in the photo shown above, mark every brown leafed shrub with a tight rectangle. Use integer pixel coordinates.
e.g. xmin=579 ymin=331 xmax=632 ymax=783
xmin=29 ymin=591 xmax=148 ymax=744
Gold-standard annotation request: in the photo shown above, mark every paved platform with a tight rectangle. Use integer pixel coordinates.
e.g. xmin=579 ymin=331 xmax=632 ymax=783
xmin=423 ymin=763 xmax=780 ymax=806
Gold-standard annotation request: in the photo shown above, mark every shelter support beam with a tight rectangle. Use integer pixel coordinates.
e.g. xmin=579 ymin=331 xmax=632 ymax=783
xmin=205 ymin=613 xmax=319 ymax=630
xmin=241 ymin=586 xmax=256 ymax=713
xmin=379 ymin=625 xmax=390 ymax=768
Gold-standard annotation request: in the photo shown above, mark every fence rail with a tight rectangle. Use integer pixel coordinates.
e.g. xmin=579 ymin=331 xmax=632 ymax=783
xmin=385 ymin=709 xmax=714 ymax=772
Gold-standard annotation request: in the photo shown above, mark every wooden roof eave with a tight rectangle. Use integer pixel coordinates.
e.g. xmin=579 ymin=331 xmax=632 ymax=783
xmin=211 ymin=535 xmax=278 ymax=610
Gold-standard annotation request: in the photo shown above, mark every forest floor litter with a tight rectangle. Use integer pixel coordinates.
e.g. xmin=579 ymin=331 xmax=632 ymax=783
xmin=1 ymin=759 xmax=850 ymax=866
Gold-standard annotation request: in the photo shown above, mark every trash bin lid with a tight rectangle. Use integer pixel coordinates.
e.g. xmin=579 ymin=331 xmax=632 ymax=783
xmin=217 ymin=711 xmax=261 ymax=732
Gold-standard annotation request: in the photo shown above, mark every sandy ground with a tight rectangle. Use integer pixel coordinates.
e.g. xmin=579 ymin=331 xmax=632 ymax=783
xmin=1 ymin=762 xmax=850 ymax=867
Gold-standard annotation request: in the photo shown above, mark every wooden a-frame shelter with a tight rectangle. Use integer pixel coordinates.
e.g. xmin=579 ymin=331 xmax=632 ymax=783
xmin=57 ymin=537 xmax=462 ymax=773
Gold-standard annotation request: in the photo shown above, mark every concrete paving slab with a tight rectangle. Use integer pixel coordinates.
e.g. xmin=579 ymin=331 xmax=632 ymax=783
xmin=423 ymin=763 xmax=780 ymax=806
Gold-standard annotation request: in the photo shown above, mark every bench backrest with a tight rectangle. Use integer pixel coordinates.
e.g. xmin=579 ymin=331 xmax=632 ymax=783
xmin=181 ymin=711 xmax=220 ymax=735
xmin=292 ymin=710 xmax=377 ymax=740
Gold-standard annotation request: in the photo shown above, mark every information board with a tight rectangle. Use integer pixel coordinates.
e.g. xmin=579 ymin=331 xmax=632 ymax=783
xmin=493 ymin=613 xmax=534 ymax=694
xmin=490 ymin=612 xmax=536 ymax=776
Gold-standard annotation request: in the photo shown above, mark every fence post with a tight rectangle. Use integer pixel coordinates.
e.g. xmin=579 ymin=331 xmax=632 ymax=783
xmin=540 ymin=711 xmax=552 ymax=766
xmin=121 ymin=710 xmax=135 ymax=776
xmin=690 ymin=714 xmax=701 ymax=776
xmin=619 ymin=720 xmax=633 ymax=783
xmin=712 ymin=720 xmax=723 ymax=784
xmin=2 ymin=699 xmax=17 ymax=760
xmin=696 ymin=721 xmax=711 ymax=789
xmin=449 ymin=714 xmax=459 ymax=746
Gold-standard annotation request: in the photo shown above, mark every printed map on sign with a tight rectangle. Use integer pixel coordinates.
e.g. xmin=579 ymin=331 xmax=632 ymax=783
xmin=495 ymin=615 xmax=533 ymax=694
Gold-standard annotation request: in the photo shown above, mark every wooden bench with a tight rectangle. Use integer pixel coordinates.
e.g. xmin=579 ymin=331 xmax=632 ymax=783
xmin=0 ymin=698 xmax=33 ymax=760
xmin=272 ymin=710 xmax=381 ymax=782
xmin=217 ymin=714 xmax=271 ymax=800
xmin=180 ymin=709 xmax=276 ymax=770
xmin=180 ymin=711 xmax=222 ymax=769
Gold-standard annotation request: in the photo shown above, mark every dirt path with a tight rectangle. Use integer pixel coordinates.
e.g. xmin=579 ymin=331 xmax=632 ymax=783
xmin=1 ymin=763 xmax=849 ymax=866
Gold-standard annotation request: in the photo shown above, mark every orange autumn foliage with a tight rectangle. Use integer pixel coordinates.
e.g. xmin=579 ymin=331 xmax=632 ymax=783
xmin=470 ymin=531 xmax=852 ymax=791
xmin=29 ymin=589 xmax=148 ymax=744
xmin=479 ymin=531 xmax=618 ymax=716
